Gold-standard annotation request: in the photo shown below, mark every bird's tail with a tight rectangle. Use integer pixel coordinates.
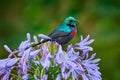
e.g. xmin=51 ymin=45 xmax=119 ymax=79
xmin=32 ymin=39 xmax=50 ymax=47
xmin=25 ymin=39 xmax=50 ymax=50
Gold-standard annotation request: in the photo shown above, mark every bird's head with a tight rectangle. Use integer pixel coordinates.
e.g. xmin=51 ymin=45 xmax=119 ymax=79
xmin=63 ymin=16 xmax=77 ymax=27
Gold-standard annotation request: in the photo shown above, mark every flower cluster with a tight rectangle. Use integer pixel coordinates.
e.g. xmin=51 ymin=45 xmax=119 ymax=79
xmin=0 ymin=33 xmax=101 ymax=80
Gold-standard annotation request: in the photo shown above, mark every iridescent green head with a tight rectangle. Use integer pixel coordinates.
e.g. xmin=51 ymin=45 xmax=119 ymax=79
xmin=62 ymin=16 xmax=77 ymax=26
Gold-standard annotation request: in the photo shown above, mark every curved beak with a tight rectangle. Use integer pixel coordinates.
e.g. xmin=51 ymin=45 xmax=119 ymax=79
xmin=75 ymin=20 xmax=80 ymax=23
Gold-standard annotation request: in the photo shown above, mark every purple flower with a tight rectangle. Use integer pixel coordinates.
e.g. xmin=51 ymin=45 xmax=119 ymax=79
xmin=19 ymin=33 xmax=31 ymax=51
xmin=70 ymin=68 xmax=78 ymax=80
xmin=33 ymin=35 xmax=39 ymax=44
xmin=38 ymin=34 xmax=51 ymax=40
xmin=0 ymin=58 xmax=20 ymax=69
xmin=75 ymin=35 xmax=95 ymax=59
xmin=29 ymin=49 xmax=41 ymax=58
xmin=55 ymin=45 xmax=65 ymax=64
xmin=22 ymin=74 xmax=29 ymax=80
xmin=76 ymin=35 xmax=94 ymax=51
xmin=4 ymin=45 xmax=19 ymax=58
xmin=81 ymin=53 xmax=101 ymax=80
xmin=55 ymin=35 xmax=101 ymax=80
xmin=2 ymin=70 xmax=11 ymax=80
xmin=56 ymin=74 xmax=61 ymax=80
xmin=0 ymin=67 xmax=9 ymax=76
xmin=4 ymin=45 xmax=12 ymax=53
xmin=55 ymin=45 xmax=84 ymax=79
xmin=41 ymin=44 xmax=53 ymax=68
xmin=0 ymin=58 xmax=19 ymax=79
xmin=17 ymin=33 xmax=32 ymax=57
xmin=82 ymin=74 xmax=89 ymax=80
xmin=18 ymin=48 xmax=31 ymax=75
xmin=67 ymin=44 xmax=79 ymax=61
xmin=1 ymin=33 xmax=101 ymax=80
xmin=41 ymin=74 xmax=48 ymax=80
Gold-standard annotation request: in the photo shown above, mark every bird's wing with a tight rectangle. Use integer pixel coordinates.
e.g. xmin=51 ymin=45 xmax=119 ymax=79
xmin=49 ymin=29 xmax=71 ymax=39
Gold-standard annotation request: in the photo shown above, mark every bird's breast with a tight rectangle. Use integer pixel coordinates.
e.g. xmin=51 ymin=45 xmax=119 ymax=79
xmin=71 ymin=29 xmax=77 ymax=37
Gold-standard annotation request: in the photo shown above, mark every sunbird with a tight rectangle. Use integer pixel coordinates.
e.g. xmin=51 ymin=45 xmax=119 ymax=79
xmin=32 ymin=16 xmax=77 ymax=47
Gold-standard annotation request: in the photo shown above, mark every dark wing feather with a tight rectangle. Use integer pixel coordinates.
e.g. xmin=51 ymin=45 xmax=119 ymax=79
xmin=49 ymin=30 xmax=71 ymax=39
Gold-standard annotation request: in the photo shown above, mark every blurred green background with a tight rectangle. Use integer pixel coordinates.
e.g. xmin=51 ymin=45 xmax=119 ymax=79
xmin=0 ymin=0 xmax=120 ymax=80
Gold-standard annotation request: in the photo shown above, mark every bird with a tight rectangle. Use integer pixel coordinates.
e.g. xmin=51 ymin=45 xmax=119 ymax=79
xmin=32 ymin=16 xmax=77 ymax=47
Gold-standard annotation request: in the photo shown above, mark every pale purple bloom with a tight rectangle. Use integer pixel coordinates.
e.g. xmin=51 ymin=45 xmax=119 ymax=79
xmin=76 ymin=35 xmax=94 ymax=51
xmin=4 ymin=45 xmax=12 ymax=53
xmin=33 ymin=35 xmax=39 ymax=44
xmin=67 ymin=45 xmax=79 ymax=61
xmin=41 ymin=52 xmax=52 ymax=68
xmin=56 ymin=74 xmax=61 ymax=80
xmin=81 ymin=53 xmax=101 ymax=80
xmin=0 ymin=58 xmax=19 ymax=79
xmin=4 ymin=45 xmax=20 ymax=58
xmin=22 ymin=74 xmax=29 ymax=80
xmin=41 ymin=74 xmax=48 ymax=80
xmin=0 ymin=67 xmax=10 ymax=76
xmin=8 ymin=50 xmax=20 ymax=58
xmin=1 ymin=33 xmax=101 ymax=80
xmin=75 ymin=35 xmax=95 ymax=59
xmin=55 ymin=45 xmax=65 ymax=64
xmin=18 ymin=48 xmax=31 ymax=75
xmin=0 ymin=58 xmax=19 ymax=68
xmin=29 ymin=49 xmax=41 ymax=58
xmin=18 ymin=39 xmax=30 ymax=51
xmin=18 ymin=33 xmax=31 ymax=52
xmin=17 ymin=33 xmax=34 ymax=57
xmin=55 ymin=45 xmax=84 ymax=79
xmin=82 ymin=74 xmax=89 ymax=80
xmin=41 ymin=44 xmax=53 ymax=68
xmin=55 ymin=35 xmax=101 ymax=80
xmin=71 ymin=68 xmax=78 ymax=80
xmin=2 ymin=70 xmax=11 ymax=80
xmin=27 ymin=33 xmax=31 ymax=41
xmin=58 ymin=64 xmax=67 ymax=79
xmin=55 ymin=45 xmax=73 ymax=79
xmin=38 ymin=34 xmax=51 ymax=40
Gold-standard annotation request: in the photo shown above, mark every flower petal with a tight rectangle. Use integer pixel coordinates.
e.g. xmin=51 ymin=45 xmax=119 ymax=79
xmin=4 ymin=45 xmax=12 ymax=53
xmin=38 ymin=34 xmax=51 ymax=40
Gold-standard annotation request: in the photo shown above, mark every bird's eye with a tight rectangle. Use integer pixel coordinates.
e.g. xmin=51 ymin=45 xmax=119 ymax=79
xmin=70 ymin=20 xmax=73 ymax=22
